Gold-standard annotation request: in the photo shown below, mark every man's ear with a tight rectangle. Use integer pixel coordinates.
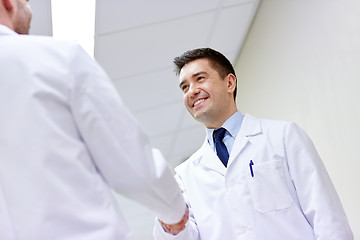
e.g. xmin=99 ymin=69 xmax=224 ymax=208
xmin=226 ymin=73 xmax=237 ymax=94
xmin=3 ymin=0 xmax=14 ymax=11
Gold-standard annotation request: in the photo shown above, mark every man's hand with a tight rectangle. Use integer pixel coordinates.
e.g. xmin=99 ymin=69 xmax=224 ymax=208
xmin=160 ymin=206 xmax=189 ymax=234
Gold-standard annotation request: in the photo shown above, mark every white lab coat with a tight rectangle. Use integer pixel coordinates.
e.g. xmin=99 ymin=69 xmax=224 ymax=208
xmin=0 ymin=25 xmax=185 ymax=240
xmin=154 ymin=114 xmax=353 ymax=240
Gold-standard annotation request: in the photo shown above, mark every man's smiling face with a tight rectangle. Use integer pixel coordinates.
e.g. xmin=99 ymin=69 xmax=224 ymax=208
xmin=179 ymin=58 xmax=236 ymax=128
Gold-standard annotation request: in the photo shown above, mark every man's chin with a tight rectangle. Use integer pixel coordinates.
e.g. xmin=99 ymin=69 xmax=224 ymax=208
xmin=192 ymin=112 xmax=207 ymax=124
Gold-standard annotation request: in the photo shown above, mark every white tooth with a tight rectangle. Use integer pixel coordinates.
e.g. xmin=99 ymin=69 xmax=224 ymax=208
xmin=194 ymin=99 xmax=204 ymax=106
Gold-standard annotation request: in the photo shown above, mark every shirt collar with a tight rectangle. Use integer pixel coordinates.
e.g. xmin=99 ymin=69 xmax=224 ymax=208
xmin=206 ymin=111 xmax=244 ymax=146
xmin=0 ymin=24 xmax=17 ymax=36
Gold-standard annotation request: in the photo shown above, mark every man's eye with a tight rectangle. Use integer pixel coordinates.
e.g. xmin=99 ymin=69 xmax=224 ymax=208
xmin=181 ymin=85 xmax=189 ymax=92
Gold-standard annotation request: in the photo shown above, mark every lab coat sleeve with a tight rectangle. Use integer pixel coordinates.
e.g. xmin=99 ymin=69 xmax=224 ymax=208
xmin=153 ymin=174 xmax=200 ymax=240
xmin=68 ymin=44 xmax=185 ymax=224
xmin=285 ymin=122 xmax=353 ymax=240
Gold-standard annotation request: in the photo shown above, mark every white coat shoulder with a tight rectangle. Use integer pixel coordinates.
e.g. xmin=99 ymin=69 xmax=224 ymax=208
xmin=243 ymin=114 xmax=305 ymax=139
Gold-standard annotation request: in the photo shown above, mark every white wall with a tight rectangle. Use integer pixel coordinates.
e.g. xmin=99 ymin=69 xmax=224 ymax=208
xmin=235 ymin=0 xmax=360 ymax=237
xmin=28 ymin=0 xmax=52 ymax=36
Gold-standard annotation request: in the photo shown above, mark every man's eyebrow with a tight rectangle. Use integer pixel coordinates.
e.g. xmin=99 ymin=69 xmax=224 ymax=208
xmin=179 ymin=80 xmax=186 ymax=89
xmin=193 ymin=71 xmax=207 ymax=78
xmin=179 ymin=71 xmax=207 ymax=88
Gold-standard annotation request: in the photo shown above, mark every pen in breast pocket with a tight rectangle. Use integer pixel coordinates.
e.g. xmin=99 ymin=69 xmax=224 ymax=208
xmin=249 ymin=160 xmax=254 ymax=177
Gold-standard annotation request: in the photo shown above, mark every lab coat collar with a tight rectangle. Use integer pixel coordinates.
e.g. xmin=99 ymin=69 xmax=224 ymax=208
xmin=227 ymin=114 xmax=262 ymax=167
xmin=238 ymin=114 xmax=262 ymax=137
xmin=191 ymin=114 xmax=262 ymax=175
xmin=0 ymin=24 xmax=17 ymax=36
xmin=202 ymin=141 xmax=227 ymax=175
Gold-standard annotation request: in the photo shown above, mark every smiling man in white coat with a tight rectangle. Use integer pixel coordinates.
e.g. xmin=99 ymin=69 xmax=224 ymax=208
xmin=0 ymin=0 xmax=189 ymax=239
xmin=153 ymin=48 xmax=353 ymax=239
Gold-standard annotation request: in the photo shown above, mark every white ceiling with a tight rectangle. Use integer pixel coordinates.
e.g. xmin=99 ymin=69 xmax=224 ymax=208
xmin=27 ymin=1 xmax=260 ymax=239
xmin=94 ymin=0 xmax=260 ymax=168
xmin=28 ymin=0 xmax=260 ymax=167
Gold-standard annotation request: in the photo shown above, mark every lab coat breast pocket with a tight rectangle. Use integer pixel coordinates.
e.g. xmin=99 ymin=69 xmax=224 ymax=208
xmin=249 ymin=160 xmax=292 ymax=213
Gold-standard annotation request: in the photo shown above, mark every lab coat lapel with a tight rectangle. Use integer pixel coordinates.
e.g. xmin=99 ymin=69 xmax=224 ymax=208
xmin=197 ymin=140 xmax=227 ymax=176
xmin=194 ymin=114 xmax=261 ymax=175
xmin=227 ymin=114 xmax=262 ymax=167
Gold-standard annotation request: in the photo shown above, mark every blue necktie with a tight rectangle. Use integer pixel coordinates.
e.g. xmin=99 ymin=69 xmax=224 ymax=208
xmin=213 ymin=128 xmax=229 ymax=167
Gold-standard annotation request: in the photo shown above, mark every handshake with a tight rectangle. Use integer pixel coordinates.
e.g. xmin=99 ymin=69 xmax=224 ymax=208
xmin=159 ymin=206 xmax=189 ymax=234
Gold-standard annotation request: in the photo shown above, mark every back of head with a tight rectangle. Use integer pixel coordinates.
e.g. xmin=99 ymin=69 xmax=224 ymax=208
xmin=174 ymin=47 xmax=237 ymax=100
xmin=0 ymin=0 xmax=32 ymax=34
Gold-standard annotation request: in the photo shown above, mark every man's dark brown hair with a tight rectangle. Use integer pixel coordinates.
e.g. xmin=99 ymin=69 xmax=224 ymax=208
xmin=173 ymin=48 xmax=237 ymax=100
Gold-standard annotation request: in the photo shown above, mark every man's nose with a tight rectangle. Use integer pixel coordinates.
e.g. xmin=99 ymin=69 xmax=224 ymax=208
xmin=188 ymin=85 xmax=200 ymax=98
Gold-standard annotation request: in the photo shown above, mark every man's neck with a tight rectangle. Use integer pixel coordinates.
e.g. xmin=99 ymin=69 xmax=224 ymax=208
xmin=205 ymin=109 xmax=238 ymax=129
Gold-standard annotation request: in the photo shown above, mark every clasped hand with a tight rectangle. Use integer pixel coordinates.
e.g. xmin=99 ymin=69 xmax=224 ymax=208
xmin=160 ymin=206 xmax=189 ymax=234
